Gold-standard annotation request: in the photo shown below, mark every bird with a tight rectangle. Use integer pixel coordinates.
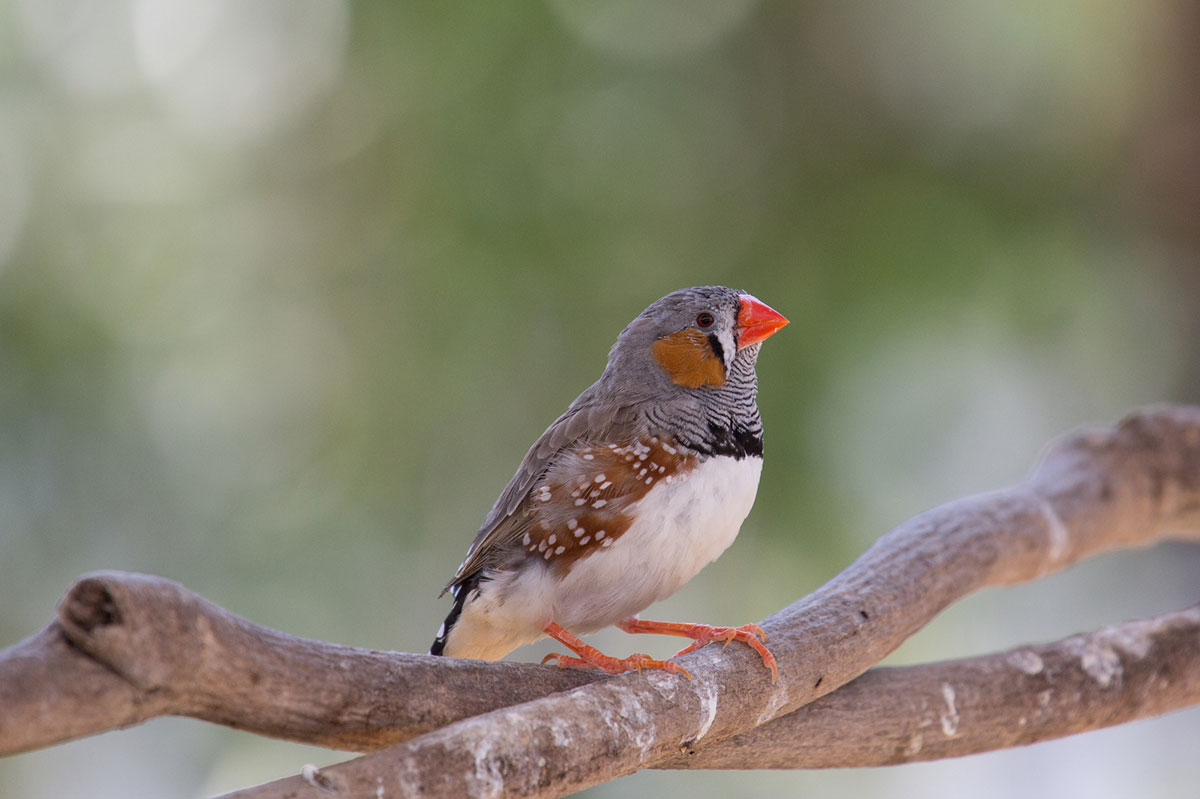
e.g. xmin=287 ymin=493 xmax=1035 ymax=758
xmin=430 ymin=286 xmax=788 ymax=680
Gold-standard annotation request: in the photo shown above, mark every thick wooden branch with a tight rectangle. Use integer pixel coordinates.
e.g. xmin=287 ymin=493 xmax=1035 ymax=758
xmin=657 ymin=603 xmax=1200 ymax=769
xmin=215 ymin=405 xmax=1200 ymax=798
xmin=5 ymin=580 xmax=1198 ymax=780
xmin=2 ymin=405 xmax=1199 ymax=798
xmin=6 ymin=575 xmax=1199 ymax=773
xmin=0 ymin=573 xmax=598 ymax=756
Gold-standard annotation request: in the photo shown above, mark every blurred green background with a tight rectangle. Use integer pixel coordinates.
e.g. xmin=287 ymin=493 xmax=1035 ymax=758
xmin=2 ymin=0 xmax=1199 ymax=797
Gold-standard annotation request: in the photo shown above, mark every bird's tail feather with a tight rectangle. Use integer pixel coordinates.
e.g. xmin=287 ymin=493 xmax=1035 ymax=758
xmin=429 ymin=573 xmax=479 ymax=655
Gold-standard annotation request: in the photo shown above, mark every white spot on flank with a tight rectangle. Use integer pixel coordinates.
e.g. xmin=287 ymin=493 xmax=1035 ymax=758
xmin=600 ymin=481 xmax=612 ymax=490
xmin=661 ymin=442 xmax=677 ymax=455
xmin=547 ymin=534 xmax=556 ymax=545
xmin=594 ymin=530 xmax=605 ymax=540
xmin=582 ymin=453 xmax=594 ymax=460
xmin=522 ymin=532 xmax=531 ymax=546
xmin=595 ymin=474 xmax=606 ymax=482
xmin=602 ymin=538 xmax=613 ymax=547
xmin=555 ymin=546 xmax=565 ymax=554
xmin=574 ymin=498 xmax=586 ymax=506
xmin=543 ymin=550 xmax=552 ymax=560
xmin=645 ymin=477 xmax=653 ymax=484
xmin=573 ymin=527 xmax=584 ymax=538
xmin=940 ymin=683 xmax=959 ymax=737
xmin=538 ymin=540 xmax=548 ymax=552
xmin=567 ymin=518 xmax=578 ymax=530
xmin=593 ymin=499 xmax=607 ymax=508
xmin=579 ymin=536 xmax=590 ymax=545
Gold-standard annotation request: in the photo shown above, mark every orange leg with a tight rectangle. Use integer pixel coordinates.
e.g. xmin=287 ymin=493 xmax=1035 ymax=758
xmin=617 ymin=617 xmax=778 ymax=683
xmin=541 ymin=622 xmax=692 ymax=680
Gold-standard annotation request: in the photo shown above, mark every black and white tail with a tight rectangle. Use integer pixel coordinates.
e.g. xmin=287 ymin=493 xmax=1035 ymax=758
xmin=429 ymin=573 xmax=479 ymax=655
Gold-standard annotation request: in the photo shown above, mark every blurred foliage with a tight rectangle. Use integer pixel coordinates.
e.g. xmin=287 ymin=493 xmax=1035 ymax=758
xmin=0 ymin=1 xmax=1197 ymax=797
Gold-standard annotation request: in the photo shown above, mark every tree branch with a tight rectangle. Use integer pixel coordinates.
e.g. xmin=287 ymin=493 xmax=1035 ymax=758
xmin=657 ymin=602 xmax=1200 ymax=769
xmin=6 ymin=585 xmax=1198 ymax=779
xmin=0 ymin=573 xmax=599 ymax=757
xmin=215 ymin=405 xmax=1200 ymax=798
xmin=8 ymin=578 xmax=1199 ymax=773
xmin=2 ymin=405 xmax=1199 ymax=798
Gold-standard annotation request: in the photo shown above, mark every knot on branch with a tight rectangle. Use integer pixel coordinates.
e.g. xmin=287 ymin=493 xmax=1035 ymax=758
xmin=54 ymin=571 xmax=208 ymax=692
xmin=61 ymin=577 xmax=123 ymax=631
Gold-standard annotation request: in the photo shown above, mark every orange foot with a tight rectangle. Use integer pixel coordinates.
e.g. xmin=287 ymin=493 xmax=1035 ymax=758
xmin=541 ymin=622 xmax=692 ymax=680
xmin=617 ymin=617 xmax=778 ymax=682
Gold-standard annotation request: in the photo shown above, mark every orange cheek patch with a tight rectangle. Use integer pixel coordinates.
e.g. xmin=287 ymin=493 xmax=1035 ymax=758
xmin=651 ymin=329 xmax=726 ymax=389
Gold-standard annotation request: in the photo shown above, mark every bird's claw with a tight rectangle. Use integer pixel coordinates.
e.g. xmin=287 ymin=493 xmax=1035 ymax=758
xmin=543 ymin=647 xmax=691 ymax=680
xmin=671 ymin=623 xmax=777 ymax=683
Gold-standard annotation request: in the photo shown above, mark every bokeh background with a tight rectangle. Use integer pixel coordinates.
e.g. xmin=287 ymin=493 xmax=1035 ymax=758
xmin=2 ymin=1 xmax=1199 ymax=797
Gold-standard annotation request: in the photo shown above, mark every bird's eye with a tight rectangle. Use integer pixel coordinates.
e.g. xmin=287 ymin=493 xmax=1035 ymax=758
xmin=696 ymin=312 xmax=715 ymax=328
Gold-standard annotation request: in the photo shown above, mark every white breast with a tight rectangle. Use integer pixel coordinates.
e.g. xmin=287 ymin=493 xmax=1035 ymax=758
xmin=550 ymin=453 xmax=763 ymax=633
xmin=441 ymin=454 xmax=763 ymax=660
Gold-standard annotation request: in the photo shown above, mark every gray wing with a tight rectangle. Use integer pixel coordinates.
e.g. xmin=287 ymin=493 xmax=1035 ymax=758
xmin=440 ymin=389 xmax=643 ymax=594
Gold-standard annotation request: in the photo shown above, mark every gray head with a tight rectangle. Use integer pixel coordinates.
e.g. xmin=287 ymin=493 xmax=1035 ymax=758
xmin=602 ymin=286 xmax=788 ymax=397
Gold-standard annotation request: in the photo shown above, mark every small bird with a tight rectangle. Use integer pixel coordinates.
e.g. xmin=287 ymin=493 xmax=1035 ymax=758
xmin=430 ymin=286 xmax=788 ymax=680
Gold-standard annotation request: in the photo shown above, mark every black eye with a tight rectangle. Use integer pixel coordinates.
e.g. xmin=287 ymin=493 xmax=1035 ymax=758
xmin=696 ymin=312 xmax=715 ymax=328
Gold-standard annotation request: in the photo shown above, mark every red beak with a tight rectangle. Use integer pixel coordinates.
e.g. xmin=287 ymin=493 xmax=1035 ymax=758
xmin=736 ymin=294 xmax=789 ymax=350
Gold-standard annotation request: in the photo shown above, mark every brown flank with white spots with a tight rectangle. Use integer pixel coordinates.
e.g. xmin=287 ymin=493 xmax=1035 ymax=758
xmin=520 ymin=437 xmax=697 ymax=574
